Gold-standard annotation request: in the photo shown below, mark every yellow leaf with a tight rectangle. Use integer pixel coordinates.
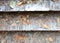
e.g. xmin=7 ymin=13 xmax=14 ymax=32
xmin=42 ymin=24 xmax=49 ymax=29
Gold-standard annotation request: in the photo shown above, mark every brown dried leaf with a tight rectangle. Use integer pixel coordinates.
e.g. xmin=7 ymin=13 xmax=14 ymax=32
xmin=13 ymin=34 xmax=26 ymax=41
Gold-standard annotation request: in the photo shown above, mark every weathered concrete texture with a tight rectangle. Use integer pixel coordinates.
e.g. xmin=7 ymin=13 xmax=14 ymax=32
xmin=0 ymin=0 xmax=60 ymax=11
xmin=50 ymin=0 xmax=60 ymax=10
xmin=0 ymin=31 xmax=59 ymax=43
xmin=0 ymin=12 xmax=60 ymax=31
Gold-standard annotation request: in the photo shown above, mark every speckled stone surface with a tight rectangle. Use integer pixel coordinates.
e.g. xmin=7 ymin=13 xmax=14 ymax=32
xmin=0 ymin=12 xmax=60 ymax=31
xmin=0 ymin=0 xmax=60 ymax=11
xmin=0 ymin=31 xmax=59 ymax=43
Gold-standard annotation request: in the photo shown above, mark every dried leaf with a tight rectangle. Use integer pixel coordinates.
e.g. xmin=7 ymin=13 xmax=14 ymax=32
xmin=46 ymin=37 xmax=54 ymax=42
xmin=16 ymin=2 xmax=23 ymax=6
xmin=42 ymin=23 xmax=49 ymax=29
xmin=13 ymin=34 xmax=26 ymax=41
